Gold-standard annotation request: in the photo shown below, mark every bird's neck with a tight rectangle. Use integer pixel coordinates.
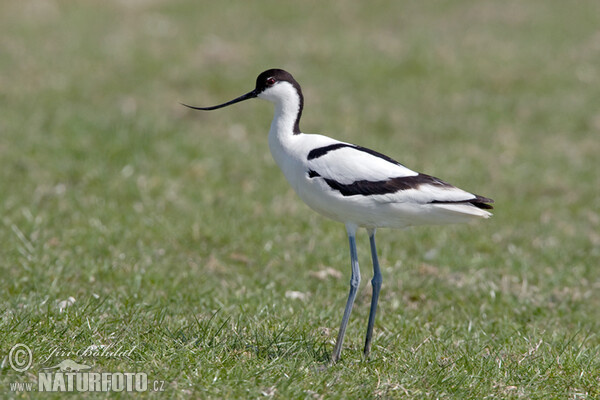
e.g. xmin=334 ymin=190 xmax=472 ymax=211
xmin=269 ymin=91 xmax=303 ymax=138
xmin=267 ymin=92 xmax=304 ymax=179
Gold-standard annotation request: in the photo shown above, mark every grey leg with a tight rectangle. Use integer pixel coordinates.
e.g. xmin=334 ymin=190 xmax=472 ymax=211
xmin=332 ymin=225 xmax=361 ymax=363
xmin=364 ymin=228 xmax=382 ymax=358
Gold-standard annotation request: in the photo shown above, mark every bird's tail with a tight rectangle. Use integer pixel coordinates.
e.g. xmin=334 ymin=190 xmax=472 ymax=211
xmin=430 ymin=194 xmax=494 ymax=219
xmin=431 ymin=203 xmax=493 ymax=219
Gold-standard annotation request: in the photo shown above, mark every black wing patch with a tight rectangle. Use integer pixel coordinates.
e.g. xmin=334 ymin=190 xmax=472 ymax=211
xmin=307 ymin=169 xmax=495 ymax=209
xmin=320 ymin=173 xmax=449 ymax=196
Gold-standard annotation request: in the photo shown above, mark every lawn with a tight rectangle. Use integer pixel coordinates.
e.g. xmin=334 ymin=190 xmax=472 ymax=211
xmin=1 ymin=0 xmax=599 ymax=398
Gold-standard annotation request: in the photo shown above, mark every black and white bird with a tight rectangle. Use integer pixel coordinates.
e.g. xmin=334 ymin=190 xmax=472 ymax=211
xmin=183 ymin=69 xmax=493 ymax=362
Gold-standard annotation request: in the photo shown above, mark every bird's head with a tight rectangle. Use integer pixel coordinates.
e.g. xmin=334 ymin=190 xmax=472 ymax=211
xmin=182 ymin=68 xmax=302 ymax=110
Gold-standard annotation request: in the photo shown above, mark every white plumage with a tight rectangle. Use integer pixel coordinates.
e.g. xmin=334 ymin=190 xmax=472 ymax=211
xmin=184 ymin=68 xmax=493 ymax=362
xmin=271 ymin=131 xmax=491 ymax=228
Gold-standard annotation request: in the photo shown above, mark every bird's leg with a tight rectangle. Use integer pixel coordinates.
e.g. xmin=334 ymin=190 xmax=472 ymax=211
xmin=332 ymin=224 xmax=361 ymax=363
xmin=364 ymin=228 xmax=382 ymax=358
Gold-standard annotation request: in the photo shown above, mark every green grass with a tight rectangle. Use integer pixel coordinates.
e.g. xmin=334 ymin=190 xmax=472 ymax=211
xmin=1 ymin=0 xmax=599 ymax=398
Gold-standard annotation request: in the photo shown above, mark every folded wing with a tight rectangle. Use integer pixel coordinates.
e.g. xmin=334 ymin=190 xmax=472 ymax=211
xmin=306 ymin=141 xmax=493 ymax=211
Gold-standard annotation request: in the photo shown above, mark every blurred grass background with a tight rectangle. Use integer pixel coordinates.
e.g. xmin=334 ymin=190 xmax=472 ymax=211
xmin=1 ymin=0 xmax=599 ymax=398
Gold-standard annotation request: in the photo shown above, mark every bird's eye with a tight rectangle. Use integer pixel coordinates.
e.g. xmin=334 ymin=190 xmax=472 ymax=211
xmin=266 ymin=77 xmax=276 ymax=86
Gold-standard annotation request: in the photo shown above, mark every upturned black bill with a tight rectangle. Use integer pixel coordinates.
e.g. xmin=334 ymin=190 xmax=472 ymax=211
xmin=181 ymin=90 xmax=257 ymax=111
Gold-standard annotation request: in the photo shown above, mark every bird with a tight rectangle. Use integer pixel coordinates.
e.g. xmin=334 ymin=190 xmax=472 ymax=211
xmin=183 ymin=68 xmax=493 ymax=362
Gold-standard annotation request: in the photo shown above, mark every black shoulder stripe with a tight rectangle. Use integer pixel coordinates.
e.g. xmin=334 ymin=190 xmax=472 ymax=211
xmin=307 ymin=143 xmax=405 ymax=168
xmin=352 ymin=145 xmax=404 ymax=167
xmin=307 ymin=143 xmax=351 ymax=160
xmin=322 ymin=174 xmax=446 ymax=197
